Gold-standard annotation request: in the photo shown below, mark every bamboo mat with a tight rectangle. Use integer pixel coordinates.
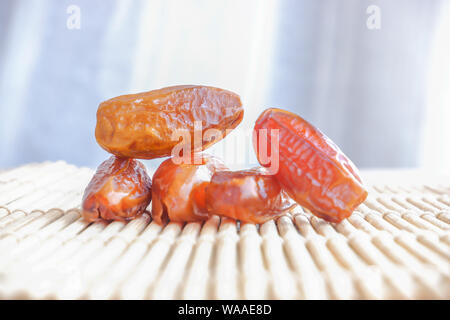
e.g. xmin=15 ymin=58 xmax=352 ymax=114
xmin=0 ymin=162 xmax=449 ymax=300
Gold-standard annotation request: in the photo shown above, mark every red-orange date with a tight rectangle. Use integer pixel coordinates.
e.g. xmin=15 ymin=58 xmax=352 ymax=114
xmin=206 ymin=168 xmax=295 ymax=224
xmin=253 ymin=108 xmax=368 ymax=223
xmin=82 ymin=156 xmax=152 ymax=222
xmin=151 ymin=154 xmax=227 ymax=224
xmin=95 ymin=85 xmax=243 ymax=159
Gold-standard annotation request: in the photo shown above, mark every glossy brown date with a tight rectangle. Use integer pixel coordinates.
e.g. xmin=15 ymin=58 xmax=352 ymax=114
xmin=82 ymin=156 xmax=152 ymax=222
xmin=206 ymin=168 xmax=296 ymax=224
xmin=253 ymin=108 xmax=368 ymax=223
xmin=95 ymin=85 xmax=243 ymax=159
xmin=151 ymin=154 xmax=227 ymax=224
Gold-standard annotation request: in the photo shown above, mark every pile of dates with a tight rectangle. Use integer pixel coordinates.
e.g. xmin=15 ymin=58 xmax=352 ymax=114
xmin=82 ymin=85 xmax=367 ymax=224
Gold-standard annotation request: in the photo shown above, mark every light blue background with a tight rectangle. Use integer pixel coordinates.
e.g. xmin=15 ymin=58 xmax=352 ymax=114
xmin=0 ymin=0 xmax=446 ymax=170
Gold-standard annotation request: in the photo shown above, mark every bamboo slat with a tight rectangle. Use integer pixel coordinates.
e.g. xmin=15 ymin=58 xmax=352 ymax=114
xmin=0 ymin=162 xmax=448 ymax=299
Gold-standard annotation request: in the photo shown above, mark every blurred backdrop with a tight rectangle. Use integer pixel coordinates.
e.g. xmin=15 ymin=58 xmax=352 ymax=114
xmin=0 ymin=0 xmax=449 ymax=171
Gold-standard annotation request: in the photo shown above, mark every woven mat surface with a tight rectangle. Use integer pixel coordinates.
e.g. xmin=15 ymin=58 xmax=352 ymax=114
xmin=0 ymin=161 xmax=449 ymax=299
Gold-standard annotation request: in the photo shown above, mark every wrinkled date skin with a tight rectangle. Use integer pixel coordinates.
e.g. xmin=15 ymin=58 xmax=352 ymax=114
xmin=253 ymin=108 xmax=368 ymax=223
xmin=206 ymin=168 xmax=296 ymax=224
xmin=82 ymin=156 xmax=152 ymax=222
xmin=151 ymin=154 xmax=228 ymax=224
xmin=95 ymin=85 xmax=243 ymax=159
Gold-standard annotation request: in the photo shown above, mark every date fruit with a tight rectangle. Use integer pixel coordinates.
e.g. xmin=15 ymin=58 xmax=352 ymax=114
xmin=82 ymin=156 xmax=152 ymax=222
xmin=95 ymin=85 xmax=243 ymax=159
xmin=151 ymin=154 xmax=227 ymax=224
xmin=253 ymin=108 xmax=368 ymax=223
xmin=206 ymin=168 xmax=296 ymax=224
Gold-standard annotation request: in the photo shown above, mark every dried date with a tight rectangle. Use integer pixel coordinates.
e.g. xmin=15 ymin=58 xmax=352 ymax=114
xmin=95 ymin=85 xmax=243 ymax=159
xmin=253 ymin=108 xmax=368 ymax=223
xmin=206 ymin=168 xmax=296 ymax=224
xmin=151 ymin=154 xmax=227 ymax=224
xmin=82 ymin=156 xmax=152 ymax=222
